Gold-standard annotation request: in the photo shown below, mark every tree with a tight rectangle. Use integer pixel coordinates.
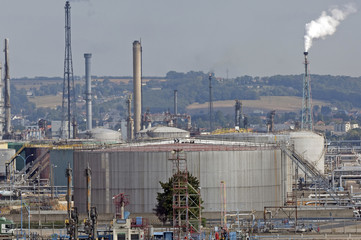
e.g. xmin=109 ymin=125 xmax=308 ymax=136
xmin=345 ymin=128 xmax=361 ymax=140
xmin=154 ymin=172 xmax=202 ymax=225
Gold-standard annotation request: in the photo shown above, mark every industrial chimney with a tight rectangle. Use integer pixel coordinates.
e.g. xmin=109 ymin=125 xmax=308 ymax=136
xmin=0 ymin=62 xmax=3 ymax=137
xmin=304 ymin=52 xmax=308 ymax=77
xmin=4 ymin=38 xmax=11 ymax=137
xmin=84 ymin=53 xmax=92 ymax=130
xmin=174 ymin=90 xmax=178 ymax=115
xmin=301 ymin=51 xmax=312 ymax=131
xmin=133 ymin=41 xmax=142 ymax=136
xmin=208 ymin=73 xmax=213 ymax=132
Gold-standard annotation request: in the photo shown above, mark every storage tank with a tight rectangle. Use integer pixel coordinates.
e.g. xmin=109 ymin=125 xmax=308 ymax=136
xmin=290 ymin=131 xmax=325 ymax=174
xmin=146 ymin=126 xmax=190 ymax=139
xmin=73 ymin=143 xmax=291 ymax=214
xmin=78 ymin=127 xmax=122 ymax=143
xmin=0 ymin=149 xmax=16 ymax=180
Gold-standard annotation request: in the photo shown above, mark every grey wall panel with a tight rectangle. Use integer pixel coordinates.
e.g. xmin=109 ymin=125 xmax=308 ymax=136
xmin=74 ymin=148 xmax=290 ymax=214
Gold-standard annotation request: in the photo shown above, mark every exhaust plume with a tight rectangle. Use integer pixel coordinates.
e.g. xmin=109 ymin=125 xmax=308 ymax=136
xmin=304 ymin=4 xmax=356 ymax=52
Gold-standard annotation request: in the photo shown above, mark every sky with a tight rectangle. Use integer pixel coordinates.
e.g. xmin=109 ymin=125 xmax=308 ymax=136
xmin=0 ymin=0 xmax=360 ymax=78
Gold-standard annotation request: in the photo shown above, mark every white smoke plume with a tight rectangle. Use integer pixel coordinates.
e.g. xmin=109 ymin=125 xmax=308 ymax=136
xmin=304 ymin=4 xmax=356 ymax=52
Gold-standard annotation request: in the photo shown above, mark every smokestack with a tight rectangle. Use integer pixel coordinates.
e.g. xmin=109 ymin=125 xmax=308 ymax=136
xmin=84 ymin=53 xmax=92 ymax=130
xmin=302 ymin=51 xmax=313 ymax=131
xmin=174 ymin=90 xmax=178 ymax=115
xmin=0 ymin=62 xmax=3 ymax=137
xmin=133 ymin=41 xmax=142 ymax=136
xmin=209 ymin=73 xmax=213 ymax=132
xmin=4 ymin=39 xmax=11 ymax=136
xmin=304 ymin=52 xmax=308 ymax=76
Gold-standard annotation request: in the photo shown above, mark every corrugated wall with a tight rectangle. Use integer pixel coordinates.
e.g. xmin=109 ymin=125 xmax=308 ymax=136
xmin=50 ymin=149 xmax=74 ymax=186
xmin=73 ymin=148 xmax=290 ymax=214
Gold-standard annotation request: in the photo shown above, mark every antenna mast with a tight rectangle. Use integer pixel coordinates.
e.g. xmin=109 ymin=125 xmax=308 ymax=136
xmin=62 ymin=1 xmax=76 ymax=139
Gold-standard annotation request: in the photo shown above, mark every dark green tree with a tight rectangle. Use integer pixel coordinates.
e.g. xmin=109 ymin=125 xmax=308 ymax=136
xmin=154 ymin=172 xmax=202 ymax=225
xmin=345 ymin=128 xmax=361 ymax=140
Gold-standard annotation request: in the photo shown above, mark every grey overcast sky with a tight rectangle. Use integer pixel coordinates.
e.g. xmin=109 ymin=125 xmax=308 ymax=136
xmin=0 ymin=0 xmax=360 ymax=78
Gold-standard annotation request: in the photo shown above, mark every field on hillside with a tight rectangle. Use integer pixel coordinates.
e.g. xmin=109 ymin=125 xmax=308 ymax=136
xmin=28 ymin=95 xmax=62 ymax=109
xmin=186 ymin=96 xmax=330 ymax=114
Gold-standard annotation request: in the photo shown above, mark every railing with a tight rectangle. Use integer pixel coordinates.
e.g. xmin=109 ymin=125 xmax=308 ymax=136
xmin=280 ymin=144 xmax=346 ymax=205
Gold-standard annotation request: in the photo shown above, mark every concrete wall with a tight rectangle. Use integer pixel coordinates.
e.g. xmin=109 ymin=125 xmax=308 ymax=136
xmin=73 ymin=147 xmax=291 ymax=214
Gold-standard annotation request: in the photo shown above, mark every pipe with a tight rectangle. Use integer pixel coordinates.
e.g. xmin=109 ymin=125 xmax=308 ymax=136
xmin=4 ymin=38 xmax=11 ymax=136
xmin=84 ymin=53 xmax=92 ymax=130
xmin=339 ymin=175 xmax=361 ymax=188
xmin=126 ymin=94 xmax=134 ymax=141
xmin=133 ymin=41 xmax=142 ymax=136
xmin=66 ymin=163 xmax=72 ymax=220
xmin=85 ymin=163 xmax=91 ymax=219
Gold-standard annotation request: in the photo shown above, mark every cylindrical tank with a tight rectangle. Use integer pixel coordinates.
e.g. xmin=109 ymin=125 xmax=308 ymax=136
xmin=147 ymin=126 xmax=190 ymax=139
xmin=133 ymin=41 xmax=142 ymax=136
xmin=290 ymin=131 xmax=325 ymax=174
xmin=84 ymin=53 xmax=92 ymax=130
xmin=73 ymin=147 xmax=289 ymax=214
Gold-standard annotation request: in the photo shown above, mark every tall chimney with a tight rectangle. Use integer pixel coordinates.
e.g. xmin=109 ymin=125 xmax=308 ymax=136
xmin=4 ymin=39 xmax=11 ymax=136
xmin=302 ymin=51 xmax=312 ymax=131
xmin=209 ymin=73 xmax=213 ymax=132
xmin=0 ymin=62 xmax=3 ymax=137
xmin=304 ymin=52 xmax=308 ymax=76
xmin=174 ymin=90 xmax=178 ymax=115
xmin=84 ymin=53 xmax=92 ymax=130
xmin=133 ymin=41 xmax=142 ymax=136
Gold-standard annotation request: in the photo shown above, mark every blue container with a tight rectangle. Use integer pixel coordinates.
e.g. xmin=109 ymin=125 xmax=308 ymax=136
xmin=164 ymin=231 xmax=173 ymax=240
xmin=136 ymin=216 xmax=142 ymax=225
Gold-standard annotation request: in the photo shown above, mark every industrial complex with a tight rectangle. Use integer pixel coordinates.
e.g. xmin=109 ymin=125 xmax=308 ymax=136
xmin=0 ymin=1 xmax=361 ymax=240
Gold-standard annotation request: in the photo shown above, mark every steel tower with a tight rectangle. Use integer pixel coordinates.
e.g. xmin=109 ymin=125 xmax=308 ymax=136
xmin=62 ymin=1 xmax=76 ymax=139
xmin=301 ymin=52 xmax=313 ymax=131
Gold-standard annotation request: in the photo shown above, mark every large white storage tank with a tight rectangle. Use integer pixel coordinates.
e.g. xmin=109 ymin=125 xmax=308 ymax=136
xmin=290 ymin=131 xmax=325 ymax=174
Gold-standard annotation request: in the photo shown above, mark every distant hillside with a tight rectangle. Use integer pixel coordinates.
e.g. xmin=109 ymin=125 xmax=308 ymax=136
xmin=9 ymin=72 xmax=361 ymax=123
xmin=187 ymin=96 xmax=331 ymax=115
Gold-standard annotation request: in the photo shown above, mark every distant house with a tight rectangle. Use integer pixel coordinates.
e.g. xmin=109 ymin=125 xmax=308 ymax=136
xmin=334 ymin=122 xmax=359 ymax=133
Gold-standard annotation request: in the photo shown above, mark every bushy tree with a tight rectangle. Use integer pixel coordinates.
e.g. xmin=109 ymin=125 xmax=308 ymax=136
xmin=154 ymin=172 xmax=202 ymax=225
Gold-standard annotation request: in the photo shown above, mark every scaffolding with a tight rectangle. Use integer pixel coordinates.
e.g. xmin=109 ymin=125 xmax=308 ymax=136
xmin=169 ymin=149 xmax=202 ymax=240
